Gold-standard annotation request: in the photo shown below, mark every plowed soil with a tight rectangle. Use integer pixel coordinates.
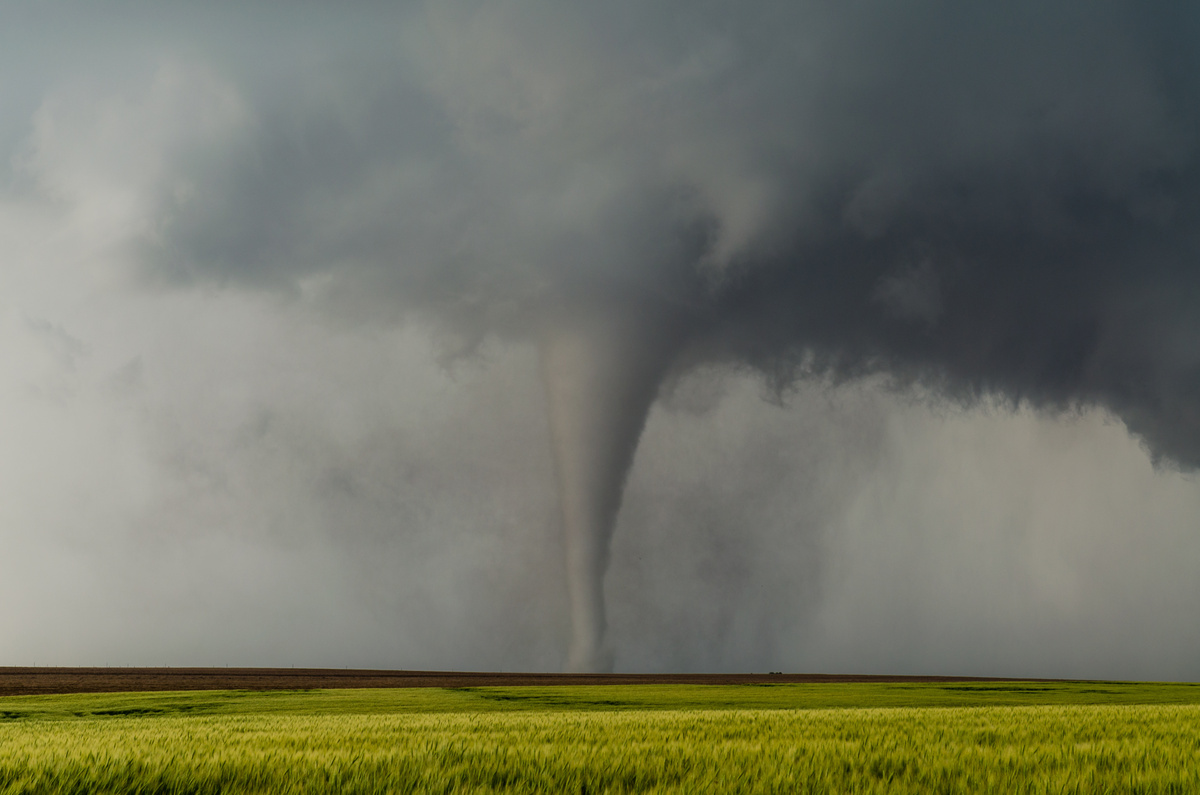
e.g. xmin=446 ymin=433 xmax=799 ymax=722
xmin=0 ymin=668 xmax=1040 ymax=697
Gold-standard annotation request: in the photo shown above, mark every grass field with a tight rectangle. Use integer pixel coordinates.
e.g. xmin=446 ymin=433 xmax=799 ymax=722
xmin=2 ymin=682 xmax=1199 ymax=793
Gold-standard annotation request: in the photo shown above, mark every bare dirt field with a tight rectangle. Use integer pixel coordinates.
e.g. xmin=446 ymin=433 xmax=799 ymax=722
xmin=0 ymin=668 xmax=1039 ymax=697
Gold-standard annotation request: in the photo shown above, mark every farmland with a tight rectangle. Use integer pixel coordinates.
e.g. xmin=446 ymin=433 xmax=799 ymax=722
xmin=2 ymin=681 xmax=1199 ymax=793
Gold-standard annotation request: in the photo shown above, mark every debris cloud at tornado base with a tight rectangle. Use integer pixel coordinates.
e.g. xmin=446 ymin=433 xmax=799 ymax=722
xmin=6 ymin=0 xmax=1200 ymax=672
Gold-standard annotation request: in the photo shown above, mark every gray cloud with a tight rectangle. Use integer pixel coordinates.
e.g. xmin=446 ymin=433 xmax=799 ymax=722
xmin=3 ymin=0 xmax=1200 ymax=675
xmin=27 ymin=0 xmax=1194 ymax=466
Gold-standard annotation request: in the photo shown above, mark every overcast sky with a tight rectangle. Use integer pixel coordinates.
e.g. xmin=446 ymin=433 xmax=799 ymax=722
xmin=2 ymin=1 xmax=1200 ymax=678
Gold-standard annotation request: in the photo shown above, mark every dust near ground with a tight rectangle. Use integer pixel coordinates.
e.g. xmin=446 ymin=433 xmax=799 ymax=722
xmin=0 ymin=668 xmax=1058 ymax=697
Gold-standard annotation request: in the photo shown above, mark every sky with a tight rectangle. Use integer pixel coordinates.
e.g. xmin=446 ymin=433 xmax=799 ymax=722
xmin=2 ymin=0 xmax=1200 ymax=678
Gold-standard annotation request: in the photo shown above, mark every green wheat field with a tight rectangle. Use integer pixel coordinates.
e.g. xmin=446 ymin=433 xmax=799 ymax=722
xmin=3 ymin=681 xmax=1200 ymax=793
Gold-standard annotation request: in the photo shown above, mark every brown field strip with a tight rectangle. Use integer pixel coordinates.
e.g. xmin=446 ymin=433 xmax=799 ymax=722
xmin=0 ymin=667 xmax=1056 ymax=696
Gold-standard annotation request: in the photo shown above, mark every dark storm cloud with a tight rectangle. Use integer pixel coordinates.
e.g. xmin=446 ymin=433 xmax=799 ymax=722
xmin=11 ymin=0 xmax=1200 ymax=677
xmin=80 ymin=0 xmax=1200 ymax=467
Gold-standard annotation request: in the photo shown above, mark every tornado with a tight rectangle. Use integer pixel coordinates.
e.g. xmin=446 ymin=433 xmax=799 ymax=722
xmin=540 ymin=298 xmax=686 ymax=672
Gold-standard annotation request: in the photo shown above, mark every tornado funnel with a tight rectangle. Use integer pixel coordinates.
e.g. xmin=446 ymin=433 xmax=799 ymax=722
xmin=540 ymin=300 xmax=684 ymax=672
